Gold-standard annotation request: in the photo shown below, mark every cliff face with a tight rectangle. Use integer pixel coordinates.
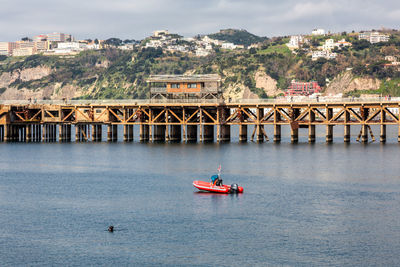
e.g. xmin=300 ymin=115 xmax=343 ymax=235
xmin=325 ymin=71 xmax=381 ymax=95
xmin=0 ymin=65 xmax=88 ymax=100
xmin=254 ymin=70 xmax=284 ymax=97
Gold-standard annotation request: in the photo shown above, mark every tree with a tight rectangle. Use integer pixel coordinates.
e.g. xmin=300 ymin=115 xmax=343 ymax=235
xmin=94 ymin=39 xmax=99 ymax=44
xmin=249 ymin=47 xmax=256 ymax=54
xmin=21 ymin=37 xmax=32 ymax=42
xmin=352 ymin=39 xmax=370 ymax=51
xmin=104 ymin=38 xmax=123 ymax=47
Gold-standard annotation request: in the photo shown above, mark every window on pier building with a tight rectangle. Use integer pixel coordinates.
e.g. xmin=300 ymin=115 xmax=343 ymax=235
xmin=187 ymin=83 xmax=197 ymax=88
xmin=171 ymin=83 xmax=180 ymax=88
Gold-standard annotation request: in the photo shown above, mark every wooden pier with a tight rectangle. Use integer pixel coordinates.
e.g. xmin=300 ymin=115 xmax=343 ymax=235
xmin=1 ymin=99 xmax=399 ymax=143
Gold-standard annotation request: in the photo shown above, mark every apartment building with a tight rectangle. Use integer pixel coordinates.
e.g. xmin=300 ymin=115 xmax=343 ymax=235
xmin=359 ymin=32 xmax=390 ymax=44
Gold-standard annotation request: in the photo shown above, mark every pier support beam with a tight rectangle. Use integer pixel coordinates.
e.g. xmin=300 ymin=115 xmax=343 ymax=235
xmin=361 ymin=107 xmax=369 ymax=143
xmin=123 ymin=125 xmax=133 ymax=142
xmin=274 ymin=110 xmax=281 ymax=143
xmin=239 ymin=125 xmax=247 ymax=142
xmin=290 ymin=108 xmax=299 ymax=144
xmin=107 ymin=125 xmax=112 ymax=142
xmin=380 ymin=124 xmax=386 ymax=143
xmin=219 ymin=108 xmax=230 ymax=142
xmin=344 ymin=110 xmax=350 ymax=143
xmin=308 ymin=110 xmax=315 ymax=143
xmin=380 ymin=109 xmax=386 ymax=143
xmin=326 ymin=108 xmax=333 ymax=143
xmin=59 ymin=125 xmax=64 ymax=142
xmin=3 ymin=125 xmax=8 ymax=142
xmin=140 ymin=124 xmax=149 ymax=142
xmin=76 ymin=125 xmax=80 ymax=142
xmin=26 ymin=124 xmax=32 ymax=142
xmin=361 ymin=125 xmax=368 ymax=143
xmin=256 ymin=108 xmax=264 ymax=142
xmin=43 ymin=124 xmax=48 ymax=142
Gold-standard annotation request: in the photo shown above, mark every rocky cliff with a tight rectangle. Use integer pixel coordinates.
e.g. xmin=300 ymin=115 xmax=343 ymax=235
xmin=325 ymin=71 xmax=381 ymax=96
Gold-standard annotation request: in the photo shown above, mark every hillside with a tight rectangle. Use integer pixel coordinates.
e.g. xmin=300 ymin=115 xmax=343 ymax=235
xmin=208 ymin=29 xmax=268 ymax=47
xmin=1 ymin=30 xmax=400 ymax=100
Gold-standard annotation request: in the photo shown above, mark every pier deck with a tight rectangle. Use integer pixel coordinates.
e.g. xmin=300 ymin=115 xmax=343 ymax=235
xmin=1 ymin=99 xmax=399 ymax=143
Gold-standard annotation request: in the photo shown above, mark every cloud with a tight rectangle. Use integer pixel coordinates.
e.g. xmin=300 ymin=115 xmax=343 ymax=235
xmin=0 ymin=0 xmax=399 ymax=41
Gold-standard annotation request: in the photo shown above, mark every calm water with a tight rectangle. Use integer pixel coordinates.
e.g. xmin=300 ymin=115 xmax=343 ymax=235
xmin=1 ymin=127 xmax=400 ymax=266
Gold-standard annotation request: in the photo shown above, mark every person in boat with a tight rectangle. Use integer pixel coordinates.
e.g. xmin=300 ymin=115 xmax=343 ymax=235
xmin=211 ymin=174 xmax=223 ymax=186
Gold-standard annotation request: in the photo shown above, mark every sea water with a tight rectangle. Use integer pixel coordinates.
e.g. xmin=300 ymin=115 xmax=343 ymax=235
xmin=1 ymin=126 xmax=400 ymax=266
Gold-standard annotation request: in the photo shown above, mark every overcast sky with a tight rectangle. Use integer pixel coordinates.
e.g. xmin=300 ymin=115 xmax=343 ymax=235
xmin=0 ymin=0 xmax=399 ymax=41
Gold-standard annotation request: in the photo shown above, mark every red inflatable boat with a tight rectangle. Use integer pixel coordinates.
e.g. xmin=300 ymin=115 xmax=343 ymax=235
xmin=193 ymin=180 xmax=244 ymax=194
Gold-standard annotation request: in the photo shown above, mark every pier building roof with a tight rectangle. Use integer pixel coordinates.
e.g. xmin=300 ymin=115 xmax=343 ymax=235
xmin=147 ymin=74 xmax=221 ymax=83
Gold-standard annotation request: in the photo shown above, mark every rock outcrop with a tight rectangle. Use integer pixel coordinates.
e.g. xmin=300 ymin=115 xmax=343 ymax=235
xmin=325 ymin=71 xmax=381 ymax=95
xmin=254 ymin=70 xmax=284 ymax=97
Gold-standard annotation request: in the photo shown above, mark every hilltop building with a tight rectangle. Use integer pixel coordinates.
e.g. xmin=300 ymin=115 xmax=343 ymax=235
xmin=153 ymin=30 xmax=169 ymax=37
xmin=312 ymin=29 xmax=326 ymax=36
xmin=147 ymin=74 xmax=222 ymax=99
xmin=359 ymin=32 xmax=389 ymax=44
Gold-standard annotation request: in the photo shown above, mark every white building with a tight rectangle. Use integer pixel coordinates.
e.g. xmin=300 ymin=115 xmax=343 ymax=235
xmin=57 ymin=42 xmax=87 ymax=50
xmin=195 ymin=48 xmax=210 ymax=57
xmin=118 ymin=44 xmax=134 ymax=50
xmin=53 ymin=42 xmax=87 ymax=54
xmin=312 ymin=50 xmax=337 ymax=60
xmin=153 ymin=30 xmax=169 ymax=37
xmin=312 ymin=29 xmax=326 ymax=36
xmin=322 ymin=39 xmax=335 ymax=51
xmin=221 ymin=42 xmax=236 ymax=49
xmin=359 ymin=32 xmax=390 ymax=44
xmin=286 ymin=35 xmax=304 ymax=49
xmin=202 ymin=36 xmax=222 ymax=46
xmin=12 ymin=47 xmax=34 ymax=57
xmin=0 ymin=42 xmax=9 ymax=55
xmin=336 ymin=39 xmax=352 ymax=47
xmin=145 ymin=40 xmax=163 ymax=48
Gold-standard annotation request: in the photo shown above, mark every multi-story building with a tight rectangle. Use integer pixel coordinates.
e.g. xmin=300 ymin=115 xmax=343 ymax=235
xmin=312 ymin=29 xmax=326 ymax=36
xmin=359 ymin=32 xmax=390 ymax=44
xmin=286 ymin=35 xmax=306 ymax=49
xmin=12 ymin=47 xmax=34 ymax=57
xmin=322 ymin=39 xmax=335 ymax=51
xmin=285 ymin=80 xmax=321 ymax=96
xmin=33 ymin=34 xmax=47 ymax=42
xmin=53 ymin=42 xmax=87 ymax=54
xmin=0 ymin=42 xmax=9 ymax=55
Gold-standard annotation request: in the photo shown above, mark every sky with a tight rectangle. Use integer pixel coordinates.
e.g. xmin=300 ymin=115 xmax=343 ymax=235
xmin=0 ymin=0 xmax=399 ymax=41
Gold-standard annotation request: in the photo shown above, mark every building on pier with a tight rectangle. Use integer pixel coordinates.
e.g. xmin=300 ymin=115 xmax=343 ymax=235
xmin=147 ymin=74 xmax=222 ymax=99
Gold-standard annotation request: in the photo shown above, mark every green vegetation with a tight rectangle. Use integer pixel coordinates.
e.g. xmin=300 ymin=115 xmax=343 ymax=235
xmin=208 ymin=29 xmax=268 ymax=47
xmin=1 ymin=30 xmax=400 ymax=98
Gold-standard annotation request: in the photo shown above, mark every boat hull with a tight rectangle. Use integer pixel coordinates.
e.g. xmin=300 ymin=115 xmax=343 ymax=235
xmin=193 ymin=180 xmax=244 ymax=194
